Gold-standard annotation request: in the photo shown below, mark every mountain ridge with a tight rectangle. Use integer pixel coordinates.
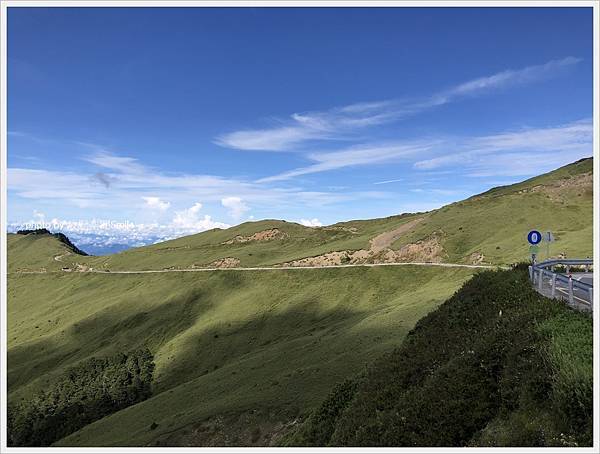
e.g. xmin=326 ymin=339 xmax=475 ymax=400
xmin=8 ymin=157 xmax=593 ymax=273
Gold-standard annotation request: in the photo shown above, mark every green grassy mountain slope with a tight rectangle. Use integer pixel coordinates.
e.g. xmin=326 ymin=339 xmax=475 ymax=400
xmin=6 ymin=158 xmax=593 ymax=447
xmin=386 ymin=157 xmax=593 ymax=264
xmin=8 ymin=158 xmax=592 ymax=274
xmin=7 ymin=229 xmax=88 ymax=273
xmin=284 ymin=266 xmax=592 ymax=447
xmin=8 ymin=266 xmax=475 ymax=446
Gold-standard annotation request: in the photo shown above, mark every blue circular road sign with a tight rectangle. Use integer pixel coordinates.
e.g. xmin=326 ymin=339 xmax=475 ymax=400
xmin=527 ymin=230 xmax=542 ymax=245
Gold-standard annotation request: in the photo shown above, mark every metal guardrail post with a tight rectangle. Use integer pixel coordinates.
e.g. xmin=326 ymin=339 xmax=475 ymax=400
xmin=551 ymin=274 xmax=556 ymax=298
xmin=528 ymin=265 xmax=533 ymax=281
xmin=566 ymin=265 xmax=570 ymax=274
xmin=538 ymin=269 xmax=544 ymax=290
xmin=568 ymin=277 xmax=574 ymax=305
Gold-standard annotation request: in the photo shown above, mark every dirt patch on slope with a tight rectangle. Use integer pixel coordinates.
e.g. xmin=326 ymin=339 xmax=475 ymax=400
xmin=380 ymin=235 xmax=445 ymax=263
xmin=369 ymin=218 xmax=424 ymax=253
xmin=222 ymin=229 xmax=288 ymax=245
xmin=469 ymin=252 xmax=485 ymax=265
xmin=281 ymin=230 xmax=445 ymax=267
xmin=283 ymin=251 xmax=354 ymax=267
xmin=209 ymin=257 xmax=241 ymax=268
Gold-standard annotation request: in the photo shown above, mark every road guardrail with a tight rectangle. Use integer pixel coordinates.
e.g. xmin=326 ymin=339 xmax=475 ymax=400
xmin=529 ymin=259 xmax=593 ymax=311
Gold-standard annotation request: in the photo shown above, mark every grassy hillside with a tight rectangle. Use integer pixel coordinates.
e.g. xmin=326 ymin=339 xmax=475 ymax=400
xmin=387 ymin=157 xmax=593 ymax=264
xmin=8 ymin=265 xmax=475 ymax=446
xmin=6 ymin=158 xmax=593 ymax=447
xmin=283 ymin=266 xmax=593 ymax=447
xmin=8 ymin=158 xmax=592 ymax=274
xmin=7 ymin=231 xmax=87 ymax=273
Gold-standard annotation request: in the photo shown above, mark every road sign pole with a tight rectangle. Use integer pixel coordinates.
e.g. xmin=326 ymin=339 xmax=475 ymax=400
xmin=538 ymin=269 xmax=544 ymax=290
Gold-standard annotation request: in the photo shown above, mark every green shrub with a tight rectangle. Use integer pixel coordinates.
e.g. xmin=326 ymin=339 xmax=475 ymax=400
xmin=282 ymin=379 xmax=358 ymax=446
xmin=286 ymin=267 xmax=592 ymax=447
xmin=8 ymin=348 xmax=155 ymax=447
xmin=538 ymin=311 xmax=593 ymax=445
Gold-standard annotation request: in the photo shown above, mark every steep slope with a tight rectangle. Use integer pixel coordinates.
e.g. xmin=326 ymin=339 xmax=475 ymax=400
xmin=7 ymin=230 xmax=88 ymax=273
xmin=386 ymin=157 xmax=593 ymax=264
xmin=284 ymin=267 xmax=592 ymax=447
xmin=8 ymin=266 xmax=475 ymax=446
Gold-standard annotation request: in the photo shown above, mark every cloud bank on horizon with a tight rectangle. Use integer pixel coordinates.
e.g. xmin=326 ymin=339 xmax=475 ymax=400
xmin=7 ymin=8 xmax=593 ymax=252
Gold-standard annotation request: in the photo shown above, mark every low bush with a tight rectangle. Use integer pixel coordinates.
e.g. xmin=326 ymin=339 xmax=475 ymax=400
xmin=8 ymin=348 xmax=155 ymax=446
xmin=285 ymin=266 xmax=592 ymax=447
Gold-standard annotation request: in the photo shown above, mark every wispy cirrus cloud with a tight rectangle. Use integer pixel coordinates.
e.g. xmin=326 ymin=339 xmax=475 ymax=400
xmin=83 ymin=149 xmax=148 ymax=174
xmin=8 ymin=145 xmax=392 ymax=222
xmin=414 ymin=118 xmax=593 ymax=175
xmin=436 ymin=56 xmax=581 ymax=100
xmin=257 ymin=141 xmax=437 ymax=182
xmin=258 ymin=118 xmax=592 ymax=182
xmin=373 ymin=178 xmax=404 ymax=185
xmin=213 ymin=100 xmax=398 ymax=151
xmin=216 ymin=57 xmax=581 ymax=152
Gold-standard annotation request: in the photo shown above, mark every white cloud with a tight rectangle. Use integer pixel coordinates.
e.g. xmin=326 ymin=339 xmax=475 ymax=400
xmin=441 ymin=56 xmax=581 ymax=99
xmin=8 ymin=147 xmax=355 ymax=210
xmin=216 ymin=57 xmax=581 ymax=152
xmin=8 ymin=162 xmax=383 ymax=217
xmin=300 ymin=218 xmax=323 ymax=227
xmin=373 ymin=178 xmax=404 ymax=185
xmin=257 ymin=118 xmax=592 ymax=183
xmin=142 ymin=196 xmax=170 ymax=211
xmin=83 ymin=149 xmax=148 ymax=174
xmin=214 ymin=126 xmax=325 ymax=152
xmin=172 ymin=202 xmax=208 ymax=229
xmin=8 ymin=214 xmax=231 ymax=250
xmin=221 ymin=196 xmax=250 ymax=219
xmin=258 ymin=141 xmax=437 ymax=182
xmin=414 ymin=119 xmax=593 ymax=175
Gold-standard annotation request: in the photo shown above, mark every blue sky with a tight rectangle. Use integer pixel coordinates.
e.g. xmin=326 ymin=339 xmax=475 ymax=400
xmin=7 ymin=7 xmax=594 ymax=249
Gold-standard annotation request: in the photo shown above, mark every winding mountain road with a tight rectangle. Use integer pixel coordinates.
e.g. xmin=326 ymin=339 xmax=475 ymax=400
xmin=12 ymin=261 xmax=508 ymax=275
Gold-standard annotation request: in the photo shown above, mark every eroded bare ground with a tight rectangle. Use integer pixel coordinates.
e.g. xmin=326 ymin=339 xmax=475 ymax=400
xmin=280 ymin=217 xmax=451 ymax=267
xmin=369 ymin=217 xmax=424 ymax=253
xmin=222 ymin=229 xmax=288 ymax=245
xmin=469 ymin=252 xmax=485 ymax=265
xmin=207 ymin=257 xmax=241 ymax=268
